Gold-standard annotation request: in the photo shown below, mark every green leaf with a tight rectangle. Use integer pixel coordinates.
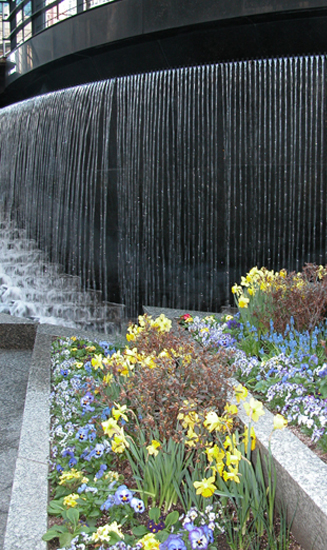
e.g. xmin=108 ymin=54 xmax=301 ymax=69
xmin=47 ymin=499 xmax=65 ymax=515
xmin=165 ymin=510 xmax=179 ymax=528
xmin=132 ymin=525 xmax=149 ymax=537
xmin=59 ymin=532 xmax=75 ymax=547
xmin=149 ymin=507 xmax=161 ymax=522
xmin=42 ymin=526 xmax=67 ymax=541
xmin=66 ymin=507 xmax=79 ymax=527
xmin=156 ymin=530 xmax=169 ymax=542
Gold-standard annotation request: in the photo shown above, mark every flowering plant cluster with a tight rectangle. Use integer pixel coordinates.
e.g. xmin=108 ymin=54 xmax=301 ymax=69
xmin=46 ymin=315 xmax=241 ymax=550
xmin=182 ymin=265 xmax=327 ymax=452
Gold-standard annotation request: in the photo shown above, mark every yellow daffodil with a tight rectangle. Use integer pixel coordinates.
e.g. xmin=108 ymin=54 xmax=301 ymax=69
xmin=273 ymin=414 xmax=288 ymax=430
xmin=103 ymin=372 xmax=113 ymax=385
xmin=234 ymin=384 xmax=248 ymax=403
xmin=238 ymin=295 xmax=250 ymax=308
xmin=203 ymin=411 xmax=223 ymax=432
xmin=243 ymin=426 xmax=256 ymax=451
xmin=206 ymin=444 xmax=225 ymax=464
xmin=91 ymin=354 xmax=104 ymax=370
xmin=112 ymin=403 xmax=129 ymax=422
xmin=193 ymin=476 xmax=216 ymax=497
xmin=111 ymin=433 xmax=129 ymax=454
xmin=223 ymin=465 xmax=240 ymax=484
xmin=63 ymin=493 xmax=79 ymax=507
xmin=226 ymin=449 xmax=242 ymax=467
xmin=102 ymin=418 xmax=120 ymax=438
xmin=223 ymin=433 xmax=237 ymax=450
xmin=224 ymin=403 xmax=238 ymax=416
xmin=243 ymin=397 xmax=265 ymax=422
xmin=146 ymin=440 xmax=161 ymax=456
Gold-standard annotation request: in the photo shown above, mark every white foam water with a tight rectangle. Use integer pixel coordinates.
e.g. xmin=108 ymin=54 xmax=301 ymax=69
xmin=0 ymin=220 xmax=124 ymax=334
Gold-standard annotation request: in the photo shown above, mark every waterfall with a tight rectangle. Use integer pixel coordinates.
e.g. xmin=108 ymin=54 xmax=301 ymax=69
xmin=0 ymin=55 xmax=326 ymax=319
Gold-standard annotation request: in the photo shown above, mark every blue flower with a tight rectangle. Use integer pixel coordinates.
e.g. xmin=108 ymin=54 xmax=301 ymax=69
xmin=60 ymin=368 xmax=69 ymax=377
xmin=188 ymin=527 xmax=209 ymax=549
xmin=56 ymin=464 xmax=63 ymax=473
xmin=69 ymin=456 xmax=78 ymax=467
xmin=76 ymin=427 xmax=89 ymax=441
xmin=160 ymin=534 xmax=187 ymax=550
xmin=114 ymin=485 xmax=133 ymax=505
xmin=130 ymin=497 xmax=145 ymax=513
xmin=101 ymin=494 xmax=115 ymax=511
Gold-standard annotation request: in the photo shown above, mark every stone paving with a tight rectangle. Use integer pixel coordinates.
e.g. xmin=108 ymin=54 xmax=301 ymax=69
xmin=0 ymin=349 xmax=32 ymax=550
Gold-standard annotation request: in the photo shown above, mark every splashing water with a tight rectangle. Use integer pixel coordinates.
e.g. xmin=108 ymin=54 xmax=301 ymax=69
xmin=0 ymin=219 xmax=124 ymax=333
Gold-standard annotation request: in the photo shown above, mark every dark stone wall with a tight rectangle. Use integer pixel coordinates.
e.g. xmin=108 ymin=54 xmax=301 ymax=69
xmin=2 ymin=0 xmax=327 ymax=106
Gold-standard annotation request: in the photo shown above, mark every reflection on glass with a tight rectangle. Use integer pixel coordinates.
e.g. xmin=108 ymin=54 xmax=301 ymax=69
xmin=24 ymin=2 xmax=32 ymax=19
xmin=16 ymin=9 xmax=22 ymax=25
xmin=45 ymin=0 xmax=77 ymax=27
xmin=84 ymin=0 xmax=114 ymax=10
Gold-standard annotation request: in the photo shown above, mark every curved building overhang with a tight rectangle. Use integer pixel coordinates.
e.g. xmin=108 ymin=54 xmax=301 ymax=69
xmin=3 ymin=0 xmax=327 ymax=105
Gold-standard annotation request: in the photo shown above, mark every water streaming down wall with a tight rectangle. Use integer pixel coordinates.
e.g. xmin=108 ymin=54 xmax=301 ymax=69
xmin=0 ymin=55 xmax=326 ymax=318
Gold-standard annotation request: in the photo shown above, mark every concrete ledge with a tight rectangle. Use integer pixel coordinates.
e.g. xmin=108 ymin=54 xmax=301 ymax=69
xmin=3 ymin=313 xmax=327 ymax=550
xmin=234 ymin=391 xmax=327 ymax=550
xmin=0 ymin=313 xmax=37 ymax=350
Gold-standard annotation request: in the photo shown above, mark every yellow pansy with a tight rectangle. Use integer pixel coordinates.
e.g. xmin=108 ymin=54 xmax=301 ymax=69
xmin=63 ymin=493 xmax=79 ymax=508
xmin=138 ymin=533 xmax=160 ymax=550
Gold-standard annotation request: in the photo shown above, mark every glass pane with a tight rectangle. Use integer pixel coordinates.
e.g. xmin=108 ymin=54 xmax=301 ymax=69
xmin=24 ymin=1 xmax=31 ymax=19
xmin=23 ymin=20 xmax=31 ymax=38
xmin=58 ymin=0 xmax=76 ymax=21
xmin=16 ymin=8 xmax=22 ymax=25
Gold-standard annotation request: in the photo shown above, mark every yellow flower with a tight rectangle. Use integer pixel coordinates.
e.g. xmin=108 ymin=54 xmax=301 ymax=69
xmin=138 ymin=533 xmax=160 ymax=550
xmin=103 ymin=372 xmax=113 ymax=385
xmin=223 ymin=465 xmax=240 ymax=483
xmin=206 ymin=444 xmax=225 ymax=463
xmin=225 ymin=315 xmax=233 ymax=321
xmin=273 ymin=414 xmax=288 ymax=430
xmin=243 ymin=398 xmax=265 ymax=422
xmin=234 ymin=384 xmax=248 ymax=403
xmin=74 ymin=361 xmax=84 ymax=369
xmin=91 ymin=354 xmax=104 ymax=370
xmin=152 ymin=314 xmax=172 ymax=333
xmin=111 ymin=432 xmax=129 ymax=454
xmin=243 ymin=426 xmax=256 ymax=451
xmin=225 ymin=449 xmax=242 ymax=467
xmin=224 ymin=403 xmax=238 ymax=416
xmin=112 ymin=403 xmax=129 ymax=422
xmin=231 ymin=284 xmax=242 ymax=295
xmin=223 ymin=434 xmax=237 ymax=450
xmin=203 ymin=411 xmax=223 ymax=432
xmin=193 ymin=475 xmax=216 ymax=497
xmin=85 ymin=345 xmax=96 ymax=352
xmin=70 ymin=336 xmax=77 ymax=341
xmin=146 ymin=440 xmax=161 ymax=456
xmin=102 ymin=418 xmax=120 ymax=438
xmin=238 ymin=295 xmax=250 ymax=308
xmin=91 ymin=522 xmax=124 ymax=543
xmin=59 ymin=469 xmax=83 ymax=485
xmin=63 ymin=493 xmax=79 ymax=508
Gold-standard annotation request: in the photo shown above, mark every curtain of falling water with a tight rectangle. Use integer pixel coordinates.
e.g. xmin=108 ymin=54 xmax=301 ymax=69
xmin=221 ymin=55 xmax=326 ymax=293
xmin=0 ymin=80 xmax=115 ymax=299
xmin=0 ymin=55 xmax=327 ymax=318
xmin=117 ymin=66 xmax=225 ymax=317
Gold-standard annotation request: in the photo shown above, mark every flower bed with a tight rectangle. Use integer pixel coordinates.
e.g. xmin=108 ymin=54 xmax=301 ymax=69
xmin=44 ymin=313 xmax=301 ymax=550
xmin=182 ymin=264 xmax=327 ymax=455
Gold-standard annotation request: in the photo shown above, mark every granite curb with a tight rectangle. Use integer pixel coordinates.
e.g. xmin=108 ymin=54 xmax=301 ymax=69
xmin=3 ymin=311 xmax=327 ymax=550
